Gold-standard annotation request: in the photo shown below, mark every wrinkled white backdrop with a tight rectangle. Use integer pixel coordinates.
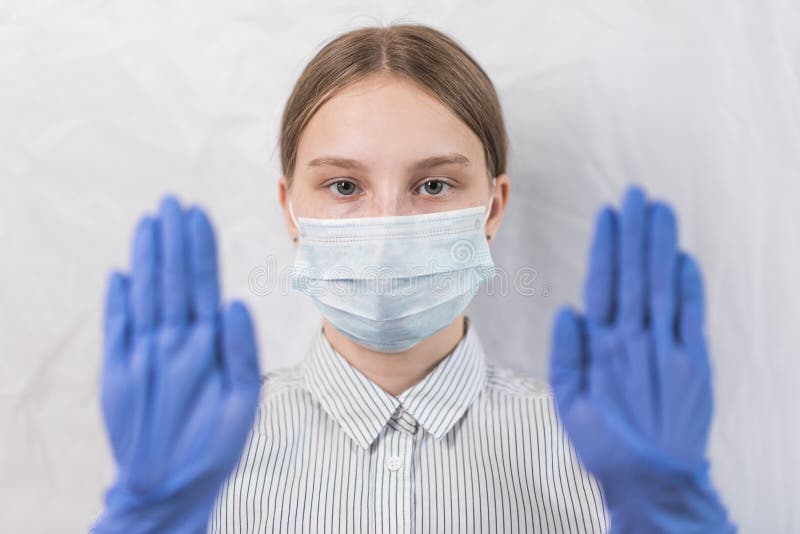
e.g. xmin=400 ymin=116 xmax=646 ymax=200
xmin=1 ymin=1 xmax=798 ymax=532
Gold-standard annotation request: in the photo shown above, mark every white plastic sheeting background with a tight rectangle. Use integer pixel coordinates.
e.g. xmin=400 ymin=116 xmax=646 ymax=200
xmin=1 ymin=1 xmax=798 ymax=532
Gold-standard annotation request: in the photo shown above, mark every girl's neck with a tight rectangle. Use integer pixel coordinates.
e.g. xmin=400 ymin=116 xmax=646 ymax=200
xmin=321 ymin=314 xmax=467 ymax=397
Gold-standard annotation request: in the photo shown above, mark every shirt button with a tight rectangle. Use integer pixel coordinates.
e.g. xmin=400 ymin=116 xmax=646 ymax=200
xmin=386 ymin=455 xmax=402 ymax=471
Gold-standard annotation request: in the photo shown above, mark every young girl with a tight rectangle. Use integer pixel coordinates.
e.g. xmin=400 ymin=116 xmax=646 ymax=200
xmin=93 ymin=23 xmax=735 ymax=533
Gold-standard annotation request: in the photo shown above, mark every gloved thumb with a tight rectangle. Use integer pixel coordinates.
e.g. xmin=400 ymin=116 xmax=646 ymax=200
xmin=221 ymin=300 xmax=261 ymax=391
xmin=549 ymin=306 xmax=586 ymax=413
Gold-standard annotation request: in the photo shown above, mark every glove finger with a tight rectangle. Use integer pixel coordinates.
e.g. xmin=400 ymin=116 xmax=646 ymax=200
xmin=158 ymin=195 xmax=189 ymax=327
xmin=101 ymin=270 xmax=135 ymax=465
xmin=104 ymin=343 xmax=156 ymax=481
xmin=218 ymin=301 xmax=261 ymax=468
xmin=549 ymin=306 xmax=586 ymax=414
xmin=186 ymin=206 xmax=220 ymax=321
xmin=583 ymin=205 xmax=617 ymax=325
xmin=640 ymin=202 xmax=679 ymax=432
xmin=130 ymin=216 xmax=159 ymax=334
xmin=617 ymin=185 xmax=648 ymax=334
xmin=103 ymin=270 xmax=131 ymax=365
xmin=222 ymin=300 xmax=261 ymax=392
xmin=677 ymin=253 xmax=707 ymax=351
xmin=647 ymin=202 xmax=679 ymax=427
xmin=647 ymin=201 xmax=678 ymax=340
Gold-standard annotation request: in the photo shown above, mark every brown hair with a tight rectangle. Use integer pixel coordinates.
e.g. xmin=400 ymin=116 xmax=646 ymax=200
xmin=278 ymin=23 xmax=509 ymax=189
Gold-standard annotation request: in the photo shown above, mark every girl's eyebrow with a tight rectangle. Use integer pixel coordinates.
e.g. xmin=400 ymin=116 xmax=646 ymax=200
xmin=306 ymin=153 xmax=472 ymax=172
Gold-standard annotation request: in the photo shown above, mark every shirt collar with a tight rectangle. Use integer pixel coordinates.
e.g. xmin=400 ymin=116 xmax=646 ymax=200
xmin=303 ymin=316 xmax=488 ymax=451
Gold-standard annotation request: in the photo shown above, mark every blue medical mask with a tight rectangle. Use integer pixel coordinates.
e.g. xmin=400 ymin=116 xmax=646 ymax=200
xmin=288 ymin=181 xmax=497 ymax=353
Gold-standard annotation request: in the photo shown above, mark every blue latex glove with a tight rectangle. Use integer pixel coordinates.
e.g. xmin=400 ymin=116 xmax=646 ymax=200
xmin=549 ymin=185 xmax=737 ymax=533
xmin=92 ymin=196 xmax=262 ymax=534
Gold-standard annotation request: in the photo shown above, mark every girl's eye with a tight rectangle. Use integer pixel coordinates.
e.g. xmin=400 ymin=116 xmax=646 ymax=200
xmin=327 ymin=180 xmax=360 ymax=196
xmin=417 ymin=179 xmax=452 ymax=196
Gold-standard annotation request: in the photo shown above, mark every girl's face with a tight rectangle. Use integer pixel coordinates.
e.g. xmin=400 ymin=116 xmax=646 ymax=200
xmin=279 ymin=72 xmax=509 ymax=240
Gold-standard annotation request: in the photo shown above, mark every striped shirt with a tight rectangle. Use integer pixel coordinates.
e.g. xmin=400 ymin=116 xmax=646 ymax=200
xmin=208 ymin=316 xmax=610 ymax=533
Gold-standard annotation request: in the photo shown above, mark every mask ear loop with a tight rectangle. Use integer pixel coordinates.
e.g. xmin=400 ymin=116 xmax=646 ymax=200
xmin=484 ymin=176 xmax=497 ymax=241
xmin=288 ymin=200 xmax=300 ymax=243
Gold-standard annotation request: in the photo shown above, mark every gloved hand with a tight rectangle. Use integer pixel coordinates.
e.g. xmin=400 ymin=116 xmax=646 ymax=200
xmin=549 ymin=185 xmax=737 ymax=533
xmin=92 ymin=196 xmax=262 ymax=534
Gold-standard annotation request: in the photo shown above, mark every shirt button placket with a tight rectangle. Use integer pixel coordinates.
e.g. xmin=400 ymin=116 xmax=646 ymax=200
xmin=392 ymin=407 xmax=418 ymax=533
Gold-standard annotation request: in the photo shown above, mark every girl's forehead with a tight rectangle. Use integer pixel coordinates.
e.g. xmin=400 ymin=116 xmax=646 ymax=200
xmin=296 ymin=78 xmax=484 ymax=173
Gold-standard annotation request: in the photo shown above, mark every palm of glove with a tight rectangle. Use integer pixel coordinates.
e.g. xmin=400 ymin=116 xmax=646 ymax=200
xmin=549 ymin=186 xmax=714 ymax=505
xmin=99 ymin=196 xmax=261 ymax=524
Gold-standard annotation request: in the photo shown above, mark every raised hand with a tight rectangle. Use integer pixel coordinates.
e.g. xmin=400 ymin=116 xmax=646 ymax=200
xmin=549 ymin=186 xmax=736 ymax=533
xmin=93 ymin=196 xmax=262 ymax=533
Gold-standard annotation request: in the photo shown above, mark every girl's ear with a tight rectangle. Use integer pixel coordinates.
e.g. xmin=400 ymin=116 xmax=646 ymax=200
xmin=278 ymin=175 xmax=300 ymax=243
xmin=485 ymin=173 xmax=510 ymax=243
